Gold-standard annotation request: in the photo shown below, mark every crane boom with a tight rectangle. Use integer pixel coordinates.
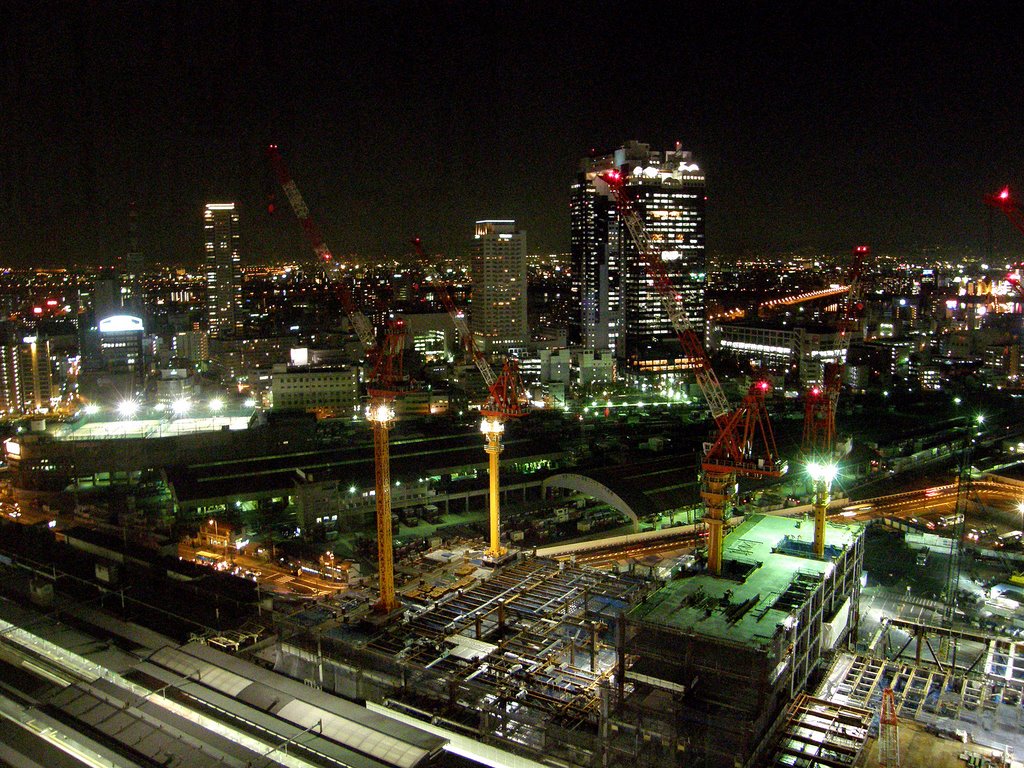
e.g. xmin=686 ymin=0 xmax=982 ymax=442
xmin=596 ymin=171 xmax=731 ymax=422
xmin=411 ymin=238 xmax=497 ymax=388
xmin=985 ymin=187 xmax=1024 ymax=296
xmin=267 ymin=144 xmax=377 ymax=350
xmin=598 ymin=167 xmax=785 ymax=576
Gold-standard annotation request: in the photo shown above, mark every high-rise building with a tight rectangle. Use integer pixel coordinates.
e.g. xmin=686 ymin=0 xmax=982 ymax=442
xmin=0 ymin=333 xmax=57 ymax=414
xmin=204 ymin=203 xmax=243 ymax=338
xmin=470 ymin=220 xmax=528 ymax=356
xmin=571 ymin=140 xmax=706 ymax=369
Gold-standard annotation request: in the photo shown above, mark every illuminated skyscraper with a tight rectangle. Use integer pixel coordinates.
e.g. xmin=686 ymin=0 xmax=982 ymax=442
xmin=470 ymin=220 xmax=528 ymax=356
xmin=204 ymin=203 xmax=243 ymax=338
xmin=571 ymin=141 xmax=706 ymax=371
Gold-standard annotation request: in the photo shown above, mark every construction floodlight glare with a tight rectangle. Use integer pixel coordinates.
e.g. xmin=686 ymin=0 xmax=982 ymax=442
xmin=367 ymin=403 xmax=394 ymax=423
xmin=83 ymin=404 xmax=100 ymax=416
xmin=171 ymin=398 xmax=191 ymax=417
xmin=480 ymin=417 xmax=505 ymax=435
xmin=807 ymin=461 xmax=838 ymax=484
xmin=117 ymin=399 xmax=139 ymax=419
xmin=209 ymin=397 xmax=224 ymax=412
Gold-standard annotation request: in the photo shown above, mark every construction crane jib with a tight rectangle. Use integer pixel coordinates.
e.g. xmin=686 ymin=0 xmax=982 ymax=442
xmin=597 ymin=168 xmax=786 ymax=576
xmin=267 ymin=144 xmax=376 ymax=351
xmin=411 ymin=238 xmax=497 ymax=389
xmin=595 ymin=170 xmax=731 ymax=423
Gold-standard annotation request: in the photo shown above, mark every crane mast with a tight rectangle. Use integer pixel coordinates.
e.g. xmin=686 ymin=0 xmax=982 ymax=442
xmin=267 ymin=145 xmax=376 ymax=351
xmin=411 ymin=237 xmax=523 ymax=560
xmin=270 ymin=144 xmax=404 ymax=614
xmin=598 ymin=170 xmax=785 ymax=575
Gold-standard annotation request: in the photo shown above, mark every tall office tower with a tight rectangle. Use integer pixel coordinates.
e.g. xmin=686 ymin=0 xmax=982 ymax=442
xmin=470 ymin=220 xmax=528 ymax=356
xmin=204 ymin=203 xmax=243 ymax=338
xmin=571 ymin=140 xmax=706 ymax=370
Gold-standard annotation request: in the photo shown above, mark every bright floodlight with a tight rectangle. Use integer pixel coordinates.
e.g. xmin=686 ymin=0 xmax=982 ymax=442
xmin=1017 ymin=500 xmax=1024 ymax=517
xmin=171 ymin=398 xmax=191 ymax=417
xmin=807 ymin=461 xmax=838 ymax=484
xmin=367 ymin=403 xmax=394 ymax=423
xmin=83 ymin=404 xmax=100 ymax=416
xmin=243 ymin=398 xmax=256 ymax=408
xmin=976 ymin=413 xmax=985 ymax=425
xmin=209 ymin=397 xmax=224 ymax=412
xmin=117 ymin=399 xmax=139 ymax=419
xmin=480 ymin=416 xmax=505 ymax=434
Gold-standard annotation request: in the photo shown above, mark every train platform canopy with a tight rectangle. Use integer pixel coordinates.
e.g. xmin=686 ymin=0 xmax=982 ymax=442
xmin=166 ymin=431 xmax=564 ymax=507
xmin=140 ymin=642 xmax=448 ymax=768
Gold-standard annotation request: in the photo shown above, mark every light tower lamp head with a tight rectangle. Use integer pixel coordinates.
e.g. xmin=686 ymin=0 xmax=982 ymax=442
xmin=807 ymin=461 xmax=838 ymax=484
xmin=480 ymin=416 xmax=505 ymax=435
xmin=117 ymin=399 xmax=139 ymax=419
xmin=367 ymin=402 xmax=395 ymax=425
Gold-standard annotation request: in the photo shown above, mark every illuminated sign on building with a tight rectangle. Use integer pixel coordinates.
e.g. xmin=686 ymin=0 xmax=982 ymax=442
xmin=98 ymin=315 xmax=144 ymax=334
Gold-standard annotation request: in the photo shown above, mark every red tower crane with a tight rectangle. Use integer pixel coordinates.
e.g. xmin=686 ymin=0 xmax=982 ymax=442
xmin=984 ymin=186 xmax=1024 ymax=298
xmin=269 ymin=144 xmax=404 ymax=613
xmin=597 ymin=170 xmax=786 ymax=576
xmin=411 ymin=237 xmax=525 ymax=560
xmin=802 ymin=245 xmax=868 ymax=458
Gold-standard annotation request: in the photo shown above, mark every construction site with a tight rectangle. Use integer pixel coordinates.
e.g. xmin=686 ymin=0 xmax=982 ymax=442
xmin=255 ymin=156 xmax=876 ymax=768
xmin=4 ymin=159 xmax=1023 ymax=768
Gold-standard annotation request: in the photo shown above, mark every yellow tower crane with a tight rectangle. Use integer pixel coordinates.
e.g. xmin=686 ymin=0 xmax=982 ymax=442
xmin=412 ymin=239 xmax=526 ymax=563
xmin=270 ymin=145 xmax=407 ymax=614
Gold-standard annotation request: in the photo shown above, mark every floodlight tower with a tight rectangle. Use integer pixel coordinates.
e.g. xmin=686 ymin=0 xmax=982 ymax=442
xmin=479 ymin=361 xmax=526 ymax=561
xmin=807 ymin=461 xmax=838 ymax=557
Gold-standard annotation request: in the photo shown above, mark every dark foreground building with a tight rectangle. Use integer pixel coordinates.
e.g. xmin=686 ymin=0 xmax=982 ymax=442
xmin=615 ymin=514 xmax=865 ymax=768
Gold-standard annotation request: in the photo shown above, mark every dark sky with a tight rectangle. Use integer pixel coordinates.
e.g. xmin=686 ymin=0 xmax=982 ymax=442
xmin=2 ymin=1 xmax=1023 ymax=267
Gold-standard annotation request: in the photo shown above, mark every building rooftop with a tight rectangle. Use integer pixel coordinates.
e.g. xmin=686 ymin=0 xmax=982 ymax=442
xmin=54 ymin=414 xmax=252 ymax=440
xmin=627 ymin=513 xmax=864 ymax=651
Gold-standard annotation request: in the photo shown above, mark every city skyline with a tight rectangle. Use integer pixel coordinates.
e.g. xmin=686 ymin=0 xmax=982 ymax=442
xmin=2 ymin=3 xmax=1023 ymax=268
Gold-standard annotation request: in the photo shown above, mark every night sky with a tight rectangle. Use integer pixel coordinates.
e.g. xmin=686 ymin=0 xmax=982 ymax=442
xmin=2 ymin=2 xmax=1023 ymax=267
